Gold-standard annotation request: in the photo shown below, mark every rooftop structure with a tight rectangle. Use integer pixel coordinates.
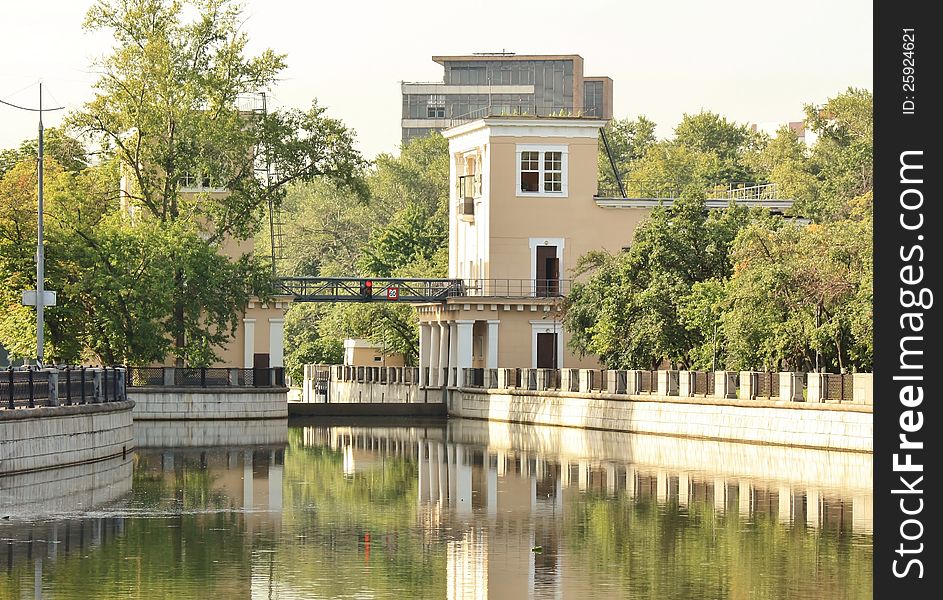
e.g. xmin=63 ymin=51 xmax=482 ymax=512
xmin=401 ymin=53 xmax=613 ymax=144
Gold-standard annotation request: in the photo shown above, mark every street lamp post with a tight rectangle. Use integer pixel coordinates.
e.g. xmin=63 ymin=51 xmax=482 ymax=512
xmin=1 ymin=83 xmax=65 ymax=365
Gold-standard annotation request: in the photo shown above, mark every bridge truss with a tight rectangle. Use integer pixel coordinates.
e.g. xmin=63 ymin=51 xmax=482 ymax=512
xmin=277 ymin=277 xmax=464 ymax=303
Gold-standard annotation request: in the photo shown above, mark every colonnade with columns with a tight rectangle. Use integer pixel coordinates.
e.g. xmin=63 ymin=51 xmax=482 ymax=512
xmin=418 ymin=319 xmax=500 ymax=388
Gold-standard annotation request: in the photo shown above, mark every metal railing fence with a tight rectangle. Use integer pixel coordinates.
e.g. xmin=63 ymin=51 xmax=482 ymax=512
xmin=2 ymin=366 xmax=127 ymax=409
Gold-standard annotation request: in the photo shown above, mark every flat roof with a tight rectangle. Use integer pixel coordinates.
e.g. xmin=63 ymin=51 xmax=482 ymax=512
xmin=444 ymin=115 xmax=608 ymax=138
xmin=432 ymin=54 xmax=583 ymax=65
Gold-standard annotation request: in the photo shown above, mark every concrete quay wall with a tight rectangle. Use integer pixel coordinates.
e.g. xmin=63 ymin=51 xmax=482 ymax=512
xmin=449 ymin=389 xmax=872 ymax=452
xmin=129 ymin=387 xmax=288 ymax=420
xmin=328 ymin=380 xmax=442 ymax=404
xmin=0 ymin=401 xmax=135 ymax=476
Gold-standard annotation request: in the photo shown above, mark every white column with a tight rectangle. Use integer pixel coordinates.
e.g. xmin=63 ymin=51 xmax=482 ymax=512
xmin=429 ymin=323 xmax=441 ymax=387
xmin=419 ymin=322 xmax=432 ymax=387
xmin=486 ymin=320 xmax=500 ymax=369
xmin=268 ymin=318 xmax=285 ymax=368
xmin=455 ymin=320 xmax=474 ymax=387
xmin=656 ymin=470 xmax=668 ymax=504
xmin=714 ymin=478 xmax=727 ymax=513
xmin=447 ymin=321 xmax=458 ymax=386
xmin=439 ymin=321 xmax=450 ymax=387
xmin=243 ymin=318 xmax=256 ymax=368
xmin=778 ymin=485 xmax=793 ymax=524
xmin=679 ymin=472 xmax=690 ymax=508
xmin=807 ymin=489 xmax=821 ymax=528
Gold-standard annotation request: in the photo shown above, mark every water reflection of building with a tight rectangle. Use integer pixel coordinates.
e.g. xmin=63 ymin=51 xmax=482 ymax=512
xmin=3 ymin=517 xmax=128 ymax=582
xmin=1 ymin=455 xmax=133 ymax=584
xmin=137 ymin=447 xmax=285 ymax=525
xmin=302 ymin=421 xmax=872 ymax=599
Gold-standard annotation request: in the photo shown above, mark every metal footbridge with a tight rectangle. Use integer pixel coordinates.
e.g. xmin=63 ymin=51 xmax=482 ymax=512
xmin=277 ymin=277 xmax=463 ymax=303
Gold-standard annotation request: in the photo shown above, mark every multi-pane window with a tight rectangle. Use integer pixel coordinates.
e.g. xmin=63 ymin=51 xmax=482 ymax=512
xmin=520 ymin=151 xmax=540 ymax=192
xmin=544 ymin=152 xmax=562 ymax=192
xmin=179 ymin=171 xmax=218 ymax=190
xmin=427 ymin=95 xmax=445 ymax=118
xmin=518 ymin=148 xmax=566 ymax=195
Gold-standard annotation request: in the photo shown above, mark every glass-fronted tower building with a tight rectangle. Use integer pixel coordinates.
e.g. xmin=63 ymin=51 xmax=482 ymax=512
xmin=401 ymin=53 xmax=613 ymax=144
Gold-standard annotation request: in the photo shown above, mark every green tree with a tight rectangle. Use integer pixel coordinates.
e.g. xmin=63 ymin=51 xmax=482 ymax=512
xmin=564 ymin=192 xmax=751 ymax=369
xmin=597 ymin=116 xmax=657 ymax=193
xmin=803 ymin=88 xmax=873 ymax=221
xmin=276 ymin=133 xmax=450 ymax=369
xmin=0 ymin=127 xmax=88 ymax=176
xmin=64 ymin=0 xmax=364 ymax=364
xmin=722 ymin=211 xmax=872 ymax=372
xmin=283 ymin=303 xmax=344 ymax=381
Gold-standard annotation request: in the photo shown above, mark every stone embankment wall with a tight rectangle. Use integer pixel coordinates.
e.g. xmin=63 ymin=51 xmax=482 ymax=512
xmin=449 ymin=389 xmax=871 ymax=452
xmin=0 ymin=401 xmax=135 ymax=476
xmin=129 ymin=387 xmax=288 ymax=420
xmin=301 ymin=365 xmax=872 ymax=452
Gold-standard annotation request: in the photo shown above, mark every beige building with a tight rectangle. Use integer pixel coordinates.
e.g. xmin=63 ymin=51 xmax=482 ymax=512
xmin=343 ymin=338 xmax=407 ymax=367
xmin=415 ymin=114 xmax=790 ymax=385
xmin=415 ymin=114 xmax=649 ymax=383
xmin=119 ymin=171 xmax=291 ymax=370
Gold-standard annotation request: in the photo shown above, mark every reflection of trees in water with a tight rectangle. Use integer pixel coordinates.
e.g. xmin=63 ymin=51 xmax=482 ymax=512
xmin=277 ymin=427 xmax=446 ymax=598
xmin=132 ymin=451 xmax=232 ymax=510
xmin=564 ymin=487 xmax=872 ymax=600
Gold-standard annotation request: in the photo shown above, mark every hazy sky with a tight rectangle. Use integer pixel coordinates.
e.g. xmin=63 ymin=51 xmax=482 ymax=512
xmin=1 ymin=0 xmax=872 ymax=159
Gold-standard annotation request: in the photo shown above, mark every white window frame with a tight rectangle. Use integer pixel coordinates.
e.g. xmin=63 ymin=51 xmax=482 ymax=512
xmin=427 ymin=94 xmax=445 ymax=118
xmin=515 ymin=144 xmax=568 ymax=198
xmin=179 ymin=171 xmax=227 ymax=192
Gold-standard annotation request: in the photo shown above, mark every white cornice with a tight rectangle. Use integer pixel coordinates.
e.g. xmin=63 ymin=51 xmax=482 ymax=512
xmin=445 ymin=117 xmax=605 ymax=140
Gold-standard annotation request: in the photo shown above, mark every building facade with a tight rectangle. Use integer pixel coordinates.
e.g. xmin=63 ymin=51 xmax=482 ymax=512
xmin=401 ymin=53 xmax=613 ymax=144
xmin=414 ymin=114 xmax=792 ymax=386
xmin=415 ymin=114 xmax=647 ymax=384
xmin=119 ymin=170 xmax=291 ymax=371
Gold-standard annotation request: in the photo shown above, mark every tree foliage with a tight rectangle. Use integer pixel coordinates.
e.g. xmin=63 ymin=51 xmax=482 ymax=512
xmin=572 ymin=89 xmax=872 ymax=372
xmin=565 ymin=193 xmax=751 ymax=369
xmin=277 ymin=133 xmax=450 ymax=366
xmin=0 ymin=0 xmax=362 ymax=365
xmin=597 ymin=116 xmax=656 ymax=192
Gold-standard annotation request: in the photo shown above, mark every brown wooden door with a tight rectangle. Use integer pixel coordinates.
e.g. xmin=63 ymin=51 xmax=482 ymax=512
xmin=536 ymin=333 xmax=557 ymax=368
xmin=253 ymin=353 xmax=270 ymax=386
xmin=536 ymin=246 xmax=558 ymax=297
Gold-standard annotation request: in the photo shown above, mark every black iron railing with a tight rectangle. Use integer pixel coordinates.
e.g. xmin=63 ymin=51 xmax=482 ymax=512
xmin=824 ymin=373 xmax=855 ymax=402
xmin=459 ymin=278 xmax=570 ymax=298
xmin=2 ymin=366 xmax=127 ymax=409
xmin=125 ymin=366 xmax=285 ymax=388
xmin=278 ymin=277 xmax=464 ymax=303
xmin=595 ymin=181 xmax=781 ymax=201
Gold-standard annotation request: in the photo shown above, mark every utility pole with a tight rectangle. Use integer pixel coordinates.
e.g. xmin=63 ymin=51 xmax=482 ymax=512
xmin=36 ymin=83 xmax=46 ymax=365
xmin=1 ymin=83 xmax=65 ymax=365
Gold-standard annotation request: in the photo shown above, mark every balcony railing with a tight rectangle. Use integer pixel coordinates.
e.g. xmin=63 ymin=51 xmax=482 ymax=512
xmin=595 ymin=181 xmax=781 ymax=201
xmin=448 ymin=104 xmax=602 ymax=128
xmin=455 ymin=279 xmax=571 ymax=298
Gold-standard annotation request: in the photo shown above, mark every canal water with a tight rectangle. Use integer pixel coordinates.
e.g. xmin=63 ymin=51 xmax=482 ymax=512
xmin=2 ymin=418 xmax=872 ymax=599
